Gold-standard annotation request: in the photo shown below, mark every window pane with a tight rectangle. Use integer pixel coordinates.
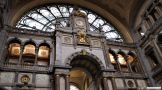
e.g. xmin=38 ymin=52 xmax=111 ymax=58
xmin=16 ymin=5 xmax=124 ymax=42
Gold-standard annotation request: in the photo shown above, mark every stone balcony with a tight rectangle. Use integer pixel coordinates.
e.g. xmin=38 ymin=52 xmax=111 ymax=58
xmin=0 ymin=63 xmax=51 ymax=72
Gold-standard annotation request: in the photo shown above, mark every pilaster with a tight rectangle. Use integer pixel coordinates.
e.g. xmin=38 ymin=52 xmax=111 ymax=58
xmin=55 ymin=31 xmax=62 ymax=65
xmin=103 ymin=77 xmax=109 ymax=90
xmin=0 ymin=30 xmax=8 ymax=62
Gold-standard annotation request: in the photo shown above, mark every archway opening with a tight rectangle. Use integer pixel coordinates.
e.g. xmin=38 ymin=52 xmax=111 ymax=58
xmin=69 ymin=55 xmax=102 ymax=90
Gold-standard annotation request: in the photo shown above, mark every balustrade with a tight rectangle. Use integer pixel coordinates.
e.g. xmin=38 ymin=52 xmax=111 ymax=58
xmin=2 ymin=62 xmax=49 ymax=71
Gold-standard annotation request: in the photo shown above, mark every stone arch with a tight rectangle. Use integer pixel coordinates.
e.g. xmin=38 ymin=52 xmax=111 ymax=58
xmin=7 ymin=37 xmax=22 ymax=45
xmin=117 ymin=50 xmax=127 ymax=57
xmin=23 ymin=39 xmax=37 ymax=47
xmin=127 ymin=51 xmax=136 ymax=58
xmin=109 ymin=49 xmax=117 ymax=59
xmin=65 ymin=50 xmax=105 ymax=70
xmin=38 ymin=40 xmax=52 ymax=49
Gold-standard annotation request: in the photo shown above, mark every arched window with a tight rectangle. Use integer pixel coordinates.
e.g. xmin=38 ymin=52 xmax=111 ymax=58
xmin=37 ymin=44 xmax=50 ymax=66
xmin=8 ymin=42 xmax=20 ymax=63
xmin=109 ymin=50 xmax=119 ymax=70
xmin=16 ymin=5 xmax=123 ymax=42
xmin=117 ymin=54 xmax=126 ymax=65
xmin=127 ymin=55 xmax=134 ymax=63
xmin=109 ymin=53 xmax=116 ymax=64
xmin=70 ymin=84 xmax=80 ymax=90
xmin=22 ymin=43 xmax=36 ymax=64
xmin=117 ymin=52 xmax=128 ymax=72
xmin=23 ymin=44 xmax=35 ymax=55
xmin=127 ymin=53 xmax=140 ymax=73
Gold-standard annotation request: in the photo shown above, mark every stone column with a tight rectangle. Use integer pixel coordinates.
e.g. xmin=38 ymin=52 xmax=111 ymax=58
xmin=152 ymin=39 xmax=162 ymax=63
xmin=65 ymin=75 xmax=70 ymax=90
xmin=155 ymin=6 xmax=162 ymax=16
xmin=55 ymin=74 xmax=60 ymax=90
xmin=34 ymin=47 xmax=39 ymax=65
xmin=144 ymin=20 xmax=150 ymax=30
xmin=141 ymin=21 xmax=147 ymax=33
xmin=18 ymin=45 xmax=24 ymax=64
xmin=125 ymin=56 xmax=133 ymax=72
xmin=111 ymin=77 xmax=117 ymax=90
xmin=148 ymin=15 xmax=155 ymax=25
xmin=49 ymin=47 xmax=54 ymax=66
xmin=154 ymin=7 xmax=161 ymax=19
xmin=103 ymin=77 xmax=109 ymax=90
xmin=116 ymin=57 xmax=121 ymax=71
xmin=103 ymin=39 xmax=109 ymax=67
xmin=107 ymin=49 xmax=114 ymax=69
xmin=49 ymin=47 xmax=54 ymax=71
xmin=55 ymin=31 xmax=62 ymax=65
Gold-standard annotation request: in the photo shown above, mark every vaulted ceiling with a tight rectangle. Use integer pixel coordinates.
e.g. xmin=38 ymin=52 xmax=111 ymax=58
xmin=6 ymin=0 xmax=149 ymax=43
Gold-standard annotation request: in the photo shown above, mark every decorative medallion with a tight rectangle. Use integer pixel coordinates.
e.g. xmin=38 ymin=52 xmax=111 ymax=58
xmin=21 ymin=75 xmax=30 ymax=84
xmin=127 ymin=80 xmax=134 ymax=88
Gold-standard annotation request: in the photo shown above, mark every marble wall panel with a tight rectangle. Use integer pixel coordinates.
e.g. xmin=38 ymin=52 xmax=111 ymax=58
xmin=137 ymin=79 xmax=146 ymax=88
xmin=0 ymin=72 xmax=15 ymax=84
xmin=115 ymin=78 xmax=124 ymax=88
xmin=35 ymin=74 xmax=50 ymax=87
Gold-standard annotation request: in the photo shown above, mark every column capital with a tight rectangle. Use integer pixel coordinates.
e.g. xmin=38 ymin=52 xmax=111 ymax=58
xmin=20 ymin=44 xmax=24 ymax=48
xmin=55 ymin=74 xmax=60 ymax=77
xmin=66 ymin=75 xmax=70 ymax=77
xmin=103 ymin=77 xmax=107 ymax=79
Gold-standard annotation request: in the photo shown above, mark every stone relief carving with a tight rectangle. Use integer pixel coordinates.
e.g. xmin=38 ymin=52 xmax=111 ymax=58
xmin=92 ymin=40 xmax=101 ymax=47
xmin=77 ymin=30 xmax=89 ymax=45
xmin=63 ymin=36 xmax=72 ymax=44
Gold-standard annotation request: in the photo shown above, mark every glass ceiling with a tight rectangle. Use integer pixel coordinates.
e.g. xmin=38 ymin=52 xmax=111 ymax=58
xmin=16 ymin=5 xmax=123 ymax=42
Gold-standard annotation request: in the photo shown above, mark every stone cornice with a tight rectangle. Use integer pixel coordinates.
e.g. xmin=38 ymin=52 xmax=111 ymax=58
xmin=5 ymin=26 xmax=53 ymax=37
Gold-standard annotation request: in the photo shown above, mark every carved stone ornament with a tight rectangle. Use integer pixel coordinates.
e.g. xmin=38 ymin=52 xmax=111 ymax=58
xmin=80 ymin=49 xmax=88 ymax=55
xmin=73 ymin=10 xmax=86 ymax=17
xmin=77 ymin=30 xmax=89 ymax=45
xmin=21 ymin=75 xmax=30 ymax=84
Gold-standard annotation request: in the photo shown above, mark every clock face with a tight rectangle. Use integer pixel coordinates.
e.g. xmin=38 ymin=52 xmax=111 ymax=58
xmin=75 ymin=18 xmax=86 ymax=27
xmin=76 ymin=20 xmax=84 ymax=26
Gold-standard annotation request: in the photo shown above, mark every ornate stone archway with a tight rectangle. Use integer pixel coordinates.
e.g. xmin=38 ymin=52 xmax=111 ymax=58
xmin=65 ymin=49 xmax=105 ymax=90
xmin=65 ymin=49 xmax=105 ymax=70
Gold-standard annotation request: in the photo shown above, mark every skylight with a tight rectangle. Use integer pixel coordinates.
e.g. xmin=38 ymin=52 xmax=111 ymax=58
xmin=16 ymin=5 xmax=123 ymax=42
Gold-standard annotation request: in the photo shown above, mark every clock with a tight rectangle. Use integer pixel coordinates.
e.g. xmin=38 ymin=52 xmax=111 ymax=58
xmin=74 ymin=18 xmax=86 ymax=28
xmin=76 ymin=20 xmax=84 ymax=27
